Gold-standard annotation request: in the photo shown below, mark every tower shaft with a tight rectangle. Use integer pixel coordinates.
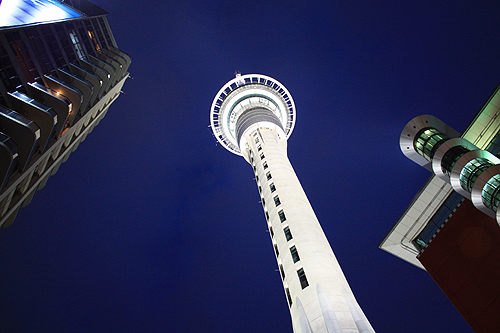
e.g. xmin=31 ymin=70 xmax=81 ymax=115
xmin=211 ymin=74 xmax=373 ymax=332
xmin=242 ymin=124 xmax=373 ymax=332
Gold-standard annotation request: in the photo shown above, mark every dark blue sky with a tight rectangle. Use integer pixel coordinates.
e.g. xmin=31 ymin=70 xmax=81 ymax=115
xmin=1 ymin=1 xmax=500 ymax=331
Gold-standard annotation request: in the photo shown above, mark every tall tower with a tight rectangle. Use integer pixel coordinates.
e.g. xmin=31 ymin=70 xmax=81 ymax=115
xmin=210 ymin=74 xmax=373 ymax=332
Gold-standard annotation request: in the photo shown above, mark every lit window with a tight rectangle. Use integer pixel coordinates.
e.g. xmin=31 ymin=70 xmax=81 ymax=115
xmin=290 ymin=246 xmax=300 ymax=263
xmin=263 ymin=162 xmax=268 ymax=169
xmin=482 ymin=174 xmax=500 ymax=211
xmin=297 ymin=268 xmax=309 ymax=289
xmin=278 ymin=210 xmax=286 ymax=222
xmin=69 ymin=31 xmax=85 ymax=59
xmin=270 ymin=183 xmax=276 ymax=192
xmin=284 ymin=226 xmax=292 ymax=241
xmin=414 ymin=127 xmax=449 ymax=161
xmin=459 ymin=158 xmax=494 ymax=192
xmin=266 ymin=171 xmax=272 ymax=180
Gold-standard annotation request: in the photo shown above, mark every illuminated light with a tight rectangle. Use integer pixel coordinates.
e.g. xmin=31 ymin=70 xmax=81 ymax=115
xmin=0 ymin=0 xmax=83 ymax=28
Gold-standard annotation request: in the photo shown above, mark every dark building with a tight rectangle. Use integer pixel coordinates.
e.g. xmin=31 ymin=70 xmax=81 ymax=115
xmin=380 ymin=82 xmax=500 ymax=332
xmin=0 ymin=0 xmax=130 ymax=228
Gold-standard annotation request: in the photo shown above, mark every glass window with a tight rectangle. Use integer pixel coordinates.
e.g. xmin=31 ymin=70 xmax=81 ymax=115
xmin=290 ymin=246 xmax=300 ymax=263
xmin=263 ymin=162 xmax=268 ymax=169
xmin=265 ymin=211 xmax=269 ymax=220
xmin=274 ymin=244 xmax=279 ymax=257
xmin=269 ymin=226 xmax=274 ymax=237
xmin=260 ymin=153 xmax=265 ymax=160
xmin=284 ymin=226 xmax=293 ymax=241
xmin=274 ymin=195 xmax=281 ymax=207
xmin=270 ymin=183 xmax=276 ymax=192
xmin=278 ymin=209 xmax=286 ymax=222
xmin=414 ymin=127 xmax=449 ymax=161
xmin=482 ymin=174 xmax=500 ymax=211
xmin=255 ymin=137 xmax=259 ymax=143
xmin=459 ymin=158 xmax=494 ymax=192
xmin=258 ymin=146 xmax=262 ymax=151
xmin=286 ymin=288 xmax=293 ymax=306
xmin=279 ymin=264 xmax=285 ymax=279
xmin=261 ymin=198 xmax=265 ymax=205
xmin=440 ymin=145 xmax=470 ymax=176
xmin=266 ymin=171 xmax=272 ymax=180
xmin=297 ymin=268 xmax=309 ymax=289
xmin=413 ymin=192 xmax=463 ymax=251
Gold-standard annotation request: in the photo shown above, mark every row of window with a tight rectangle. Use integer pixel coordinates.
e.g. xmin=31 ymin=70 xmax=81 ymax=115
xmin=0 ymin=17 xmax=115 ymax=106
xmin=250 ymin=134 xmax=310 ymax=307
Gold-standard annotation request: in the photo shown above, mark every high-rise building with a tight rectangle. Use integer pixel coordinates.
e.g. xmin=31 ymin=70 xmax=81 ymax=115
xmin=210 ymin=73 xmax=374 ymax=332
xmin=0 ymin=0 xmax=130 ymax=228
xmin=380 ymin=82 xmax=500 ymax=332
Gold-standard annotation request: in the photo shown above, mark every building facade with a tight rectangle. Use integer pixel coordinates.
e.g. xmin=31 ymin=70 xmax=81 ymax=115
xmin=0 ymin=0 xmax=130 ymax=228
xmin=211 ymin=74 xmax=374 ymax=332
xmin=380 ymin=82 xmax=500 ymax=331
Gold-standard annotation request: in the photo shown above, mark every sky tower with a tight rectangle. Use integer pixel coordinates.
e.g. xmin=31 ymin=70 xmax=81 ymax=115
xmin=210 ymin=74 xmax=374 ymax=332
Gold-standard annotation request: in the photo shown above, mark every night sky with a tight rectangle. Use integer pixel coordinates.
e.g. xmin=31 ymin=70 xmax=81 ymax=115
xmin=1 ymin=1 xmax=500 ymax=332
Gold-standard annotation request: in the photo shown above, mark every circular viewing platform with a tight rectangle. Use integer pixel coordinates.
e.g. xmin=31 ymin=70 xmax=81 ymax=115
xmin=210 ymin=74 xmax=296 ymax=155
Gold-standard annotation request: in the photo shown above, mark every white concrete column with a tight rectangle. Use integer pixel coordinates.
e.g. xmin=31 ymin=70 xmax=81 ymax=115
xmin=241 ymin=124 xmax=374 ymax=333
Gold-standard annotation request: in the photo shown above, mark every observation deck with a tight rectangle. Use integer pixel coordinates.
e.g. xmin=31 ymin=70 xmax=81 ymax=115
xmin=210 ymin=74 xmax=296 ymax=155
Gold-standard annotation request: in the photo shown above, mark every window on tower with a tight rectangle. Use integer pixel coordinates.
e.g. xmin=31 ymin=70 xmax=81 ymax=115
xmin=270 ymin=183 xmax=276 ymax=192
xmin=286 ymin=288 xmax=293 ymax=306
xmin=290 ymin=246 xmax=300 ymax=263
xmin=269 ymin=226 xmax=274 ymax=237
xmin=284 ymin=226 xmax=293 ymax=241
xmin=258 ymin=146 xmax=262 ymax=151
xmin=274 ymin=195 xmax=281 ymax=207
xmin=263 ymin=162 xmax=268 ymax=169
xmin=278 ymin=209 xmax=286 ymax=222
xmin=279 ymin=264 xmax=285 ymax=279
xmin=255 ymin=137 xmax=259 ymax=143
xmin=266 ymin=171 xmax=272 ymax=180
xmin=260 ymin=153 xmax=265 ymax=160
xmin=297 ymin=268 xmax=309 ymax=289
xmin=274 ymin=244 xmax=279 ymax=257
